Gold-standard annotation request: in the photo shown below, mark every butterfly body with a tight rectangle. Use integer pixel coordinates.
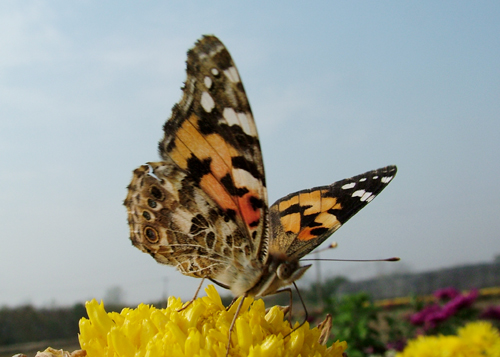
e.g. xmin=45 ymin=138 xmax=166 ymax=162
xmin=124 ymin=35 xmax=397 ymax=300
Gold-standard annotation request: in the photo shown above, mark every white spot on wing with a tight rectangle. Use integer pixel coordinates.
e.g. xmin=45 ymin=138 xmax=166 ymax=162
xmin=237 ymin=112 xmax=257 ymax=136
xmin=352 ymin=190 xmax=365 ymax=198
xmin=366 ymin=195 xmax=376 ymax=202
xmin=359 ymin=177 xmax=367 ymax=182
xmin=381 ymin=176 xmax=393 ymax=183
xmin=201 ymin=92 xmax=215 ymax=112
xmin=224 ymin=66 xmax=240 ymax=83
xmin=204 ymin=76 xmax=212 ymax=89
xmin=208 ymin=44 xmax=225 ymax=57
xmin=211 ymin=68 xmax=219 ymax=76
xmin=342 ymin=182 xmax=356 ymax=190
xmin=233 ymin=167 xmax=261 ymax=193
xmin=373 ymin=175 xmax=379 ymax=179
xmin=360 ymin=192 xmax=373 ymax=202
xmin=223 ymin=107 xmax=239 ymax=126
xmin=223 ymin=108 xmax=257 ymax=136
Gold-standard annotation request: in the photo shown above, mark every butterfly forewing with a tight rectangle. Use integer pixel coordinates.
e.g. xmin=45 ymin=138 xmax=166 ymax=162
xmin=268 ymin=165 xmax=397 ymax=260
xmin=125 ymin=36 xmax=269 ymax=287
xmin=160 ymin=36 xmax=268 ymax=257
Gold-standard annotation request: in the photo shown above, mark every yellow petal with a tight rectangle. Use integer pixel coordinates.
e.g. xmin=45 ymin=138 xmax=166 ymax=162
xmin=85 ymin=299 xmax=114 ymax=336
xmin=109 ymin=326 xmax=136 ymax=357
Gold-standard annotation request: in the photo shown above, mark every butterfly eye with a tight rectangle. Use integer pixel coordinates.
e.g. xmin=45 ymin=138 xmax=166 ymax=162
xmin=143 ymin=227 xmax=159 ymax=243
xmin=277 ymin=261 xmax=301 ymax=281
xmin=276 ymin=263 xmax=291 ymax=280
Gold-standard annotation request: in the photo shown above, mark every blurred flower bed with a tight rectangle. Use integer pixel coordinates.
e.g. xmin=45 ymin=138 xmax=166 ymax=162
xmin=318 ymin=286 xmax=500 ymax=357
xmin=11 ymin=285 xmax=500 ymax=356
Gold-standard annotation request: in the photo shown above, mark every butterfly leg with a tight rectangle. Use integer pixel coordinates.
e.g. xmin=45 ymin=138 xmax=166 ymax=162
xmin=226 ymin=293 xmax=248 ymax=357
xmin=283 ymin=282 xmax=309 ymax=338
xmin=178 ymin=277 xmax=206 ymax=312
xmin=272 ymin=287 xmax=293 ymax=324
xmin=225 ymin=296 xmax=238 ymax=311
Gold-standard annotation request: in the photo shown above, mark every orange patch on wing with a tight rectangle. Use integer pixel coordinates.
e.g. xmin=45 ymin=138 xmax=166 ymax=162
xmin=176 ymin=116 xmax=229 ymax=180
xmin=169 ymin=137 xmax=190 ymax=169
xmin=176 ymin=117 xmax=210 ymax=156
xmin=320 ymin=193 xmax=343 ymax=211
xmin=239 ymin=193 xmax=261 ymax=228
xmin=280 ymin=212 xmax=301 ymax=234
xmin=279 ymin=195 xmax=299 ymax=212
xmin=302 ymin=190 xmax=322 ymax=215
xmin=297 ymin=227 xmax=318 ymax=241
xmin=315 ymin=212 xmax=341 ymax=231
xmin=297 ymin=213 xmax=341 ymax=241
xmin=206 ymin=133 xmax=238 ymax=166
xmin=200 ymin=174 xmax=238 ymax=212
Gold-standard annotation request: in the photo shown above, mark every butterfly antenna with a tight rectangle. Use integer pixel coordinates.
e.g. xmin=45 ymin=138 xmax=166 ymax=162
xmin=301 ymin=257 xmax=400 ymax=262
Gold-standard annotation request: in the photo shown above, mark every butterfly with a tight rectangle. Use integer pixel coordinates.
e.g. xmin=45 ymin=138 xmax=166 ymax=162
xmin=124 ymin=34 xmax=396 ymax=311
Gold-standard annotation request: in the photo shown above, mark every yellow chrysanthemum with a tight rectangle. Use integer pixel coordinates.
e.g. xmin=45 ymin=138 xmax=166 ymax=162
xmin=458 ymin=321 xmax=500 ymax=357
xmin=78 ymin=285 xmax=347 ymax=357
xmin=397 ymin=321 xmax=500 ymax=357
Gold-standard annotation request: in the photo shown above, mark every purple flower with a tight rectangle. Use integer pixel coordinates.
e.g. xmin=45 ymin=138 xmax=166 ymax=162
xmin=434 ymin=287 xmax=460 ymax=301
xmin=409 ymin=304 xmax=441 ymax=325
xmin=442 ymin=289 xmax=478 ymax=315
xmin=480 ymin=306 xmax=500 ymax=321
xmin=409 ymin=289 xmax=479 ymax=330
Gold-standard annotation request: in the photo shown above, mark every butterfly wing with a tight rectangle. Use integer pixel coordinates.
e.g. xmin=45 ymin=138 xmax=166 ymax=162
xmin=268 ymin=166 xmax=397 ymax=259
xmin=125 ymin=36 xmax=269 ymax=287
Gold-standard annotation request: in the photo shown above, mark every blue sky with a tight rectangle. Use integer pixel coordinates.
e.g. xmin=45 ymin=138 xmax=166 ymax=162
xmin=1 ymin=1 xmax=499 ymax=307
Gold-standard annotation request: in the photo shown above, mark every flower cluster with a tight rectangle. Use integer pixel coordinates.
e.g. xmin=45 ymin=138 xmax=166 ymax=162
xmin=481 ymin=306 xmax=500 ymax=321
xmin=78 ymin=285 xmax=347 ymax=357
xmin=396 ymin=321 xmax=500 ymax=357
xmin=409 ymin=288 xmax=478 ymax=330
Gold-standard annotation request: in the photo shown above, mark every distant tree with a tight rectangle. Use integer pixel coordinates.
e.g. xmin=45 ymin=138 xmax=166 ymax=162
xmin=0 ymin=303 xmax=86 ymax=346
xmin=104 ymin=286 xmax=125 ymax=306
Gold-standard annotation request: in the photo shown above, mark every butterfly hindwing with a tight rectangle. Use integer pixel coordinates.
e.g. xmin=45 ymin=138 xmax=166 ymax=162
xmin=268 ymin=166 xmax=397 ymax=259
xmin=126 ymin=162 xmax=236 ymax=279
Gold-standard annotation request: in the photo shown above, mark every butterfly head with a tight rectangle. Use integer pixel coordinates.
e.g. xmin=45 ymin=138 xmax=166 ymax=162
xmin=244 ymin=254 xmax=311 ymax=298
xmin=275 ymin=258 xmax=311 ymax=285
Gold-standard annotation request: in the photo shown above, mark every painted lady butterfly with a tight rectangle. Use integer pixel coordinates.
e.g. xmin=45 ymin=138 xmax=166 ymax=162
xmin=124 ymin=35 xmax=396 ymax=304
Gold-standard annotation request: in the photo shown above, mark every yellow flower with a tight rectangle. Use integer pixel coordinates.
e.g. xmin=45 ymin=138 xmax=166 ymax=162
xmin=458 ymin=321 xmax=500 ymax=357
xmin=78 ymin=285 xmax=347 ymax=357
xmin=397 ymin=321 xmax=500 ymax=357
